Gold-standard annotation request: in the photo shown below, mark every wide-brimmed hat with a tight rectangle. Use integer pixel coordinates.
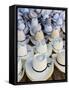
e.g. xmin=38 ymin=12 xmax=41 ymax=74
xmin=55 ymin=50 xmax=65 ymax=73
xmin=18 ymin=69 xmax=24 ymax=82
xmin=25 ymin=53 xmax=54 ymax=81
xmin=17 ymin=56 xmax=24 ymax=82
xmin=51 ymin=37 xmax=64 ymax=53
xmin=18 ymin=43 xmax=27 ymax=57
xmin=52 ymin=50 xmax=65 ymax=73
xmin=18 ymin=30 xmax=26 ymax=42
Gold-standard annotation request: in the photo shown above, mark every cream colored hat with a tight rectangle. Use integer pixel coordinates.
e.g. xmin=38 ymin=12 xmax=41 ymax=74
xmin=30 ymin=24 xmax=41 ymax=36
xmin=18 ymin=43 xmax=27 ymax=58
xmin=35 ymin=44 xmax=47 ymax=54
xmin=32 ymin=54 xmax=47 ymax=72
xmin=25 ymin=54 xmax=54 ymax=81
xmin=30 ymin=30 xmax=45 ymax=45
xmin=52 ymin=38 xmax=64 ymax=53
xmin=18 ymin=30 xmax=26 ymax=41
xmin=55 ymin=50 xmax=65 ymax=73
xmin=51 ymin=30 xmax=60 ymax=39
xmin=18 ymin=57 xmax=23 ymax=75
xmin=17 ymin=57 xmax=24 ymax=82
xmin=18 ymin=69 xmax=24 ymax=82
xmin=35 ymin=30 xmax=44 ymax=41
xmin=47 ymin=43 xmax=53 ymax=57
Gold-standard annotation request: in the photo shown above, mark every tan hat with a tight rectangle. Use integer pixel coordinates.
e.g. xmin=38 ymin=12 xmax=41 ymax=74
xmin=51 ymin=30 xmax=60 ymax=39
xmin=35 ymin=30 xmax=44 ymax=41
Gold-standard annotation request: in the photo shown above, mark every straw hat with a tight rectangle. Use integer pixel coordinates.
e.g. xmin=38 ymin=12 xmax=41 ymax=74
xmin=18 ymin=30 xmax=26 ymax=42
xmin=30 ymin=22 xmax=41 ymax=36
xmin=47 ymin=43 xmax=53 ymax=57
xmin=52 ymin=38 xmax=64 ymax=53
xmin=17 ymin=57 xmax=24 ymax=82
xmin=25 ymin=54 xmax=54 ymax=81
xmin=18 ymin=43 xmax=27 ymax=58
xmin=51 ymin=30 xmax=60 ymax=39
xmin=18 ymin=69 xmax=24 ymax=82
xmin=18 ymin=22 xmax=25 ymax=31
xmin=55 ymin=50 xmax=65 ymax=73
xmin=29 ymin=10 xmax=37 ymax=18
xmin=30 ymin=30 xmax=45 ymax=45
xmin=18 ymin=57 xmax=23 ymax=75
xmin=35 ymin=30 xmax=44 ymax=41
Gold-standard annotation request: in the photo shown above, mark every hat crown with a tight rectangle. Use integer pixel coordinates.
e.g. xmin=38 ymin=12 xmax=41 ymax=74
xmin=32 ymin=54 xmax=47 ymax=71
xmin=53 ymin=38 xmax=63 ymax=50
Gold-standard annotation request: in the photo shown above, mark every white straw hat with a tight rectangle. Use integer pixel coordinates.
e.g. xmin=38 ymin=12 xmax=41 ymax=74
xmin=18 ymin=57 xmax=23 ymax=75
xmin=18 ymin=30 xmax=26 ymax=41
xmin=17 ymin=57 xmax=24 ymax=82
xmin=32 ymin=54 xmax=47 ymax=72
xmin=52 ymin=38 xmax=64 ymax=53
xmin=55 ymin=50 xmax=65 ymax=73
xmin=18 ymin=69 xmax=24 ymax=82
xmin=25 ymin=54 xmax=54 ymax=81
xmin=18 ymin=43 xmax=27 ymax=58
xmin=47 ymin=43 xmax=52 ymax=57
xmin=30 ymin=23 xmax=41 ymax=36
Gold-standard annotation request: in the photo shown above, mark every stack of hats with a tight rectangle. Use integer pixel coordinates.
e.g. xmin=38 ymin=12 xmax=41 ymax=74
xmin=17 ymin=30 xmax=28 ymax=82
xmin=49 ymin=27 xmax=64 ymax=53
xmin=17 ymin=8 xmax=66 ymax=82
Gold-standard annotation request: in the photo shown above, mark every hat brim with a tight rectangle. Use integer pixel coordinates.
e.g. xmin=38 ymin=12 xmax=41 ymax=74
xmin=18 ymin=70 xmax=24 ymax=82
xmin=55 ymin=59 xmax=65 ymax=73
xmin=25 ymin=58 xmax=54 ymax=81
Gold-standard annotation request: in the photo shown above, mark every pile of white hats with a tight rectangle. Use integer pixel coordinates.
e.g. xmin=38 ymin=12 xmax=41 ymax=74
xmin=17 ymin=8 xmax=65 ymax=82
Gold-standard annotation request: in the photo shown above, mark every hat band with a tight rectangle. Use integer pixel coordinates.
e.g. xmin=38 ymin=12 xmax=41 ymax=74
xmin=18 ymin=39 xmax=26 ymax=42
xmin=52 ymin=45 xmax=63 ymax=52
xmin=56 ymin=59 xmax=65 ymax=67
xmin=32 ymin=62 xmax=52 ymax=73
xmin=32 ymin=66 xmax=47 ymax=73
